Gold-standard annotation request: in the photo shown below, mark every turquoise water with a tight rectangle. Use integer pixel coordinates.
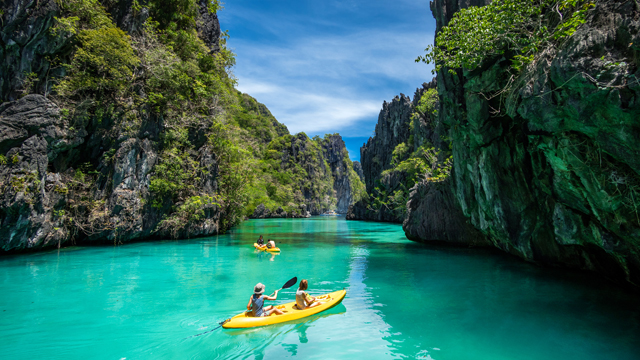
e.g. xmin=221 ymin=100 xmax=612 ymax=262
xmin=1 ymin=217 xmax=639 ymax=359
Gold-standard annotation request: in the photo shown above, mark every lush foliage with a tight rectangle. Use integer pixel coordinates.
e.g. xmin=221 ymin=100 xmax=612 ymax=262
xmin=413 ymin=88 xmax=438 ymax=120
xmin=243 ymin=133 xmax=336 ymax=216
xmin=208 ymin=122 xmax=254 ymax=230
xmin=417 ymin=0 xmax=595 ymax=73
xmin=42 ymin=0 xmax=359 ymax=239
xmin=56 ymin=27 xmax=139 ymax=98
xmin=365 ymin=135 xmax=452 ymax=220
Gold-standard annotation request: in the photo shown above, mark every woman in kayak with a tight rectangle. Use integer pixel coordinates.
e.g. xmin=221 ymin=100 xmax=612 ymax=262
xmin=295 ymin=279 xmax=324 ymax=309
xmin=257 ymin=235 xmax=264 ymax=246
xmin=247 ymin=283 xmax=285 ymax=317
xmin=266 ymin=239 xmax=276 ymax=249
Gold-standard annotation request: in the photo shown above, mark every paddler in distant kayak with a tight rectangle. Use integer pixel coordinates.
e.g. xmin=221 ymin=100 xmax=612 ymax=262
xmin=257 ymin=235 xmax=265 ymax=246
xmin=295 ymin=279 xmax=324 ymax=309
xmin=247 ymin=283 xmax=286 ymax=317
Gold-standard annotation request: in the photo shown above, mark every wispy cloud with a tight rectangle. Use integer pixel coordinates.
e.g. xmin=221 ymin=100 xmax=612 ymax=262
xmin=231 ymin=29 xmax=434 ymax=136
xmin=238 ymin=80 xmax=380 ymax=135
xmin=220 ymin=0 xmax=436 ymax=141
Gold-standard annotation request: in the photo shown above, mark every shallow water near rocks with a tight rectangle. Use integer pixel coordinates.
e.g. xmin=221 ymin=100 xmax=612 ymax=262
xmin=1 ymin=217 xmax=639 ymax=359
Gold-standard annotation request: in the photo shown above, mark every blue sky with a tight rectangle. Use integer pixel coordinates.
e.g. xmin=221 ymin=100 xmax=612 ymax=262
xmin=218 ymin=0 xmax=436 ymax=161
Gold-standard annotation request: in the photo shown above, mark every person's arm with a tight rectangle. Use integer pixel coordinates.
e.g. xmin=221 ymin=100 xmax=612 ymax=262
xmin=304 ymin=292 xmax=315 ymax=305
xmin=264 ymin=290 xmax=279 ymax=300
xmin=247 ymin=296 xmax=252 ymax=310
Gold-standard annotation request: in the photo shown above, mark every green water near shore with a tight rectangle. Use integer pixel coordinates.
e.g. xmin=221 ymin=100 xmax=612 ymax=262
xmin=1 ymin=217 xmax=639 ymax=359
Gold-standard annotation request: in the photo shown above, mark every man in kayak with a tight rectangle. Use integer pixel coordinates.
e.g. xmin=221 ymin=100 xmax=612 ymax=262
xmin=257 ymin=235 xmax=264 ymax=246
xmin=266 ymin=239 xmax=276 ymax=249
xmin=295 ymin=279 xmax=324 ymax=309
xmin=247 ymin=283 xmax=285 ymax=317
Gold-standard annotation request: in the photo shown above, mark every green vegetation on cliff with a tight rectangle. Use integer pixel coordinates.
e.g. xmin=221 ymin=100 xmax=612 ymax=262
xmin=0 ymin=0 xmax=366 ymax=249
xmin=364 ymin=89 xmax=451 ymax=220
xmin=50 ymin=0 xmax=240 ymax=235
xmin=403 ymin=0 xmax=640 ymax=286
xmin=245 ymin=134 xmax=335 ymax=216
xmin=417 ymin=0 xmax=595 ymax=74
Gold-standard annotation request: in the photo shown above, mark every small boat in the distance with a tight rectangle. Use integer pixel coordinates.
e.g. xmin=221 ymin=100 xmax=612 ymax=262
xmin=321 ymin=210 xmax=339 ymax=216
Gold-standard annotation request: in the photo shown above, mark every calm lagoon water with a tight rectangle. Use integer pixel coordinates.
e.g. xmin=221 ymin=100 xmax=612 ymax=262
xmin=1 ymin=217 xmax=639 ymax=359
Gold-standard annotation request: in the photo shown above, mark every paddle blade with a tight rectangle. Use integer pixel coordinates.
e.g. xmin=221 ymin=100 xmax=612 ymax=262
xmin=281 ymin=277 xmax=298 ymax=290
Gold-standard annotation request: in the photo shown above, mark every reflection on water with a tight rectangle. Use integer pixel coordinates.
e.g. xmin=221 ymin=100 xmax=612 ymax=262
xmin=0 ymin=216 xmax=639 ymax=360
xmin=254 ymin=250 xmax=280 ymax=262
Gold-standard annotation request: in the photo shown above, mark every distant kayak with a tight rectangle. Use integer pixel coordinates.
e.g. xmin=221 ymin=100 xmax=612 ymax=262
xmin=320 ymin=210 xmax=339 ymax=216
xmin=222 ymin=289 xmax=346 ymax=329
xmin=254 ymin=243 xmax=281 ymax=252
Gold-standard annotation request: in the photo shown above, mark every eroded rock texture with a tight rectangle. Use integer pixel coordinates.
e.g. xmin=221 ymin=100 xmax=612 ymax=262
xmin=321 ymin=134 xmax=352 ymax=214
xmin=405 ymin=0 xmax=640 ymax=286
xmin=0 ymin=0 xmax=223 ymax=251
xmin=348 ymin=81 xmax=445 ymax=222
xmin=249 ymin=133 xmax=358 ymax=218
xmin=0 ymin=0 xmax=67 ymax=102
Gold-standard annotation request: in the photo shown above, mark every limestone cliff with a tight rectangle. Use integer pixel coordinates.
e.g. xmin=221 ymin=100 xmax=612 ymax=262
xmin=347 ymin=80 xmax=447 ymax=222
xmin=249 ymin=133 xmax=365 ymax=218
xmin=320 ymin=134 xmax=354 ymax=214
xmin=404 ymin=0 xmax=640 ymax=287
xmin=0 ymin=0 xmax=360 ymax=252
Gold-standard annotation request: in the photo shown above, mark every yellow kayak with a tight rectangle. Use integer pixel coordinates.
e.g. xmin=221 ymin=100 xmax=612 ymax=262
xmin=222 ymin=289 xmax=346 ymax=329
xmin=254 ymin=243 xmax=281 ymax=252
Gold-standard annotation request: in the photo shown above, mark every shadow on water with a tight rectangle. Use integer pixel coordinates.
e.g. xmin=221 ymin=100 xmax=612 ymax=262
xmin=224 ymin=304 xmax=346 ymax=338
xmin=223 ymin=305 xmax=347 ymax=359
xmin=254 ymin=251 xmax=280 ymax=262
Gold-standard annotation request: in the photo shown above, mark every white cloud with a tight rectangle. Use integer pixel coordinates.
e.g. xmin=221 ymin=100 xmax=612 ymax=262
xmin=237 ymin=80 xmax=381 ymax=135
xmin=225 ymin=11 xmax=435 ymax=137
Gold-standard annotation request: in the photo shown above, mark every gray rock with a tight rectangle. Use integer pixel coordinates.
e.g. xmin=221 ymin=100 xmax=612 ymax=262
xmin=321 ymin=134 xmax=352 ymax=213
xmin=272 ymin=206 xmax=287 ymax=218
xmin=407 ymin=0 xmax=640 ymax=287
xmin=352 ymin=161 xmax=364 ymax=182
xmin=0 ymin=95 xmax=76 ymax=251
xmin=350 ymin=80 xmax=443 ymax=222
xmin=403 ymin=177 xmax=487 ymax=245
xmin=0 ymin=0 xmax=66 ymax=101
xmin=196 ymin=0 xmax=221 ymax=53
xmin=251 ymin=203 xmax=271 ymax=219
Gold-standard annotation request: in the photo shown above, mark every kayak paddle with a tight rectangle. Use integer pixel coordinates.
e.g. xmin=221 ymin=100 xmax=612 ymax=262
xmin=185 ymin=277 xmax=297 ymax=339
xmin=270 ymin=276 xmax=298 ymax=296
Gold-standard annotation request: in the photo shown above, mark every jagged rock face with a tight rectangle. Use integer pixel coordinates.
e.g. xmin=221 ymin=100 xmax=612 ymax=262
xmin=102 ymin=0 xmax=150 ymax=35
xmin=196 ymin=0 xmax=221 ymax=53
xmin=251 ymin=203 xmax=271 ymax=219
xmin=404 ymin=178 xmax=488 ymax=245
xmin=321 ymin=134 xmax=351 ymax=213
xmin=0 ymin=95 xmax=221 ymax=251
xmin=352 ymin=161 xmax=364 ymax=182
xmin=0 ymin=0 xmax=67 ymax=102
xmin=0 ymin=0 xmax=224 ymax=251
xmin=0 ymin=95 xmax=79 ymax=250
xmin=248 ymin=133 xmax=359 ymax=217
xmin=359 ymin=94 xmax=413 ymax=193
xmin=348 ymin=81 xmax=442 ymax=223
xmin=283 ymin=133 xmax=332 ymax=215
xmin=347 ymin=94 xmax=413 ymax=222
xmin=411 ymin=0 xmax=640 ymax=286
